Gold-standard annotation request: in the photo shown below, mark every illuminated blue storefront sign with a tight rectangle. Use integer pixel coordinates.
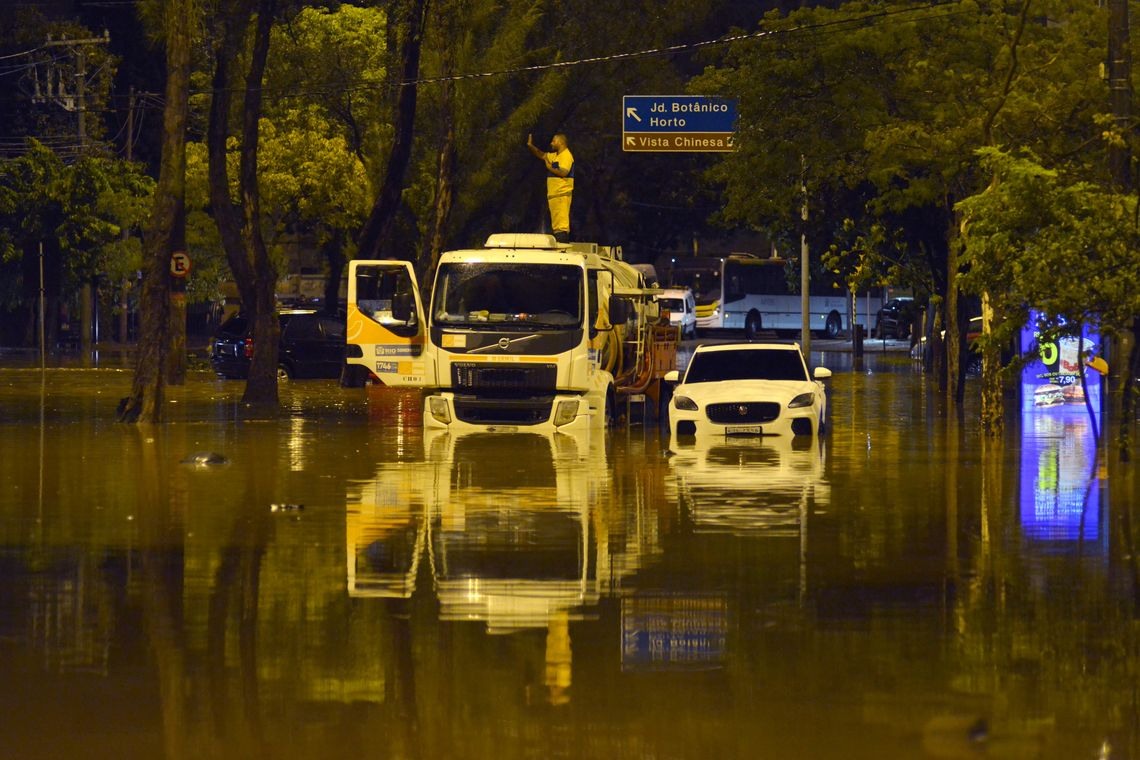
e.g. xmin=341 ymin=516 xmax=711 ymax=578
xmin=1019 ymin=313 xmax=1102 ymax=424
xmin=1017 ymin=312 xmax=1105 ymax=543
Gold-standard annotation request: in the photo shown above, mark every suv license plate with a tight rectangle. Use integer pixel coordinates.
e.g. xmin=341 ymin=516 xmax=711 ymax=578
xmin=725 ymin=425 xmax=763 ymax=436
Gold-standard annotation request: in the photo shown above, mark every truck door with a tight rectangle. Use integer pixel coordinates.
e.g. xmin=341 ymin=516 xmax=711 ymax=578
xmin=347 ymin=260 xmax=432 ymax=386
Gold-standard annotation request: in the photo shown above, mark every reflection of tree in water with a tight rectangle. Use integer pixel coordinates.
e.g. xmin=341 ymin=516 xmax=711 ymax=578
xmin=133 ymin=425 xmax=276 ymax=758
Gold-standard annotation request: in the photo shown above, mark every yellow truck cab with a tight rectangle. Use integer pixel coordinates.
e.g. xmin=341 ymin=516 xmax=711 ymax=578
xmin=346 ymin=233 xmax=671 ymax=431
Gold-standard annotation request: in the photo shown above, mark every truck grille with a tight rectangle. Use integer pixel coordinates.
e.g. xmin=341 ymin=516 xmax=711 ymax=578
xmin=453 ymin=395 xmax=555 ymax=426
xmin=452 ymin=362 xmax=557 ymax=393
xmin=706 ymin=402 xmax=780 ymax=424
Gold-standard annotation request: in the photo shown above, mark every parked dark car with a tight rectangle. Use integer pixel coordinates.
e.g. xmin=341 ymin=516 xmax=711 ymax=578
xmin=873 ymin=297 xmax=917 ymax=339
xmin=210 ymin=309 xmax=346 ymax=380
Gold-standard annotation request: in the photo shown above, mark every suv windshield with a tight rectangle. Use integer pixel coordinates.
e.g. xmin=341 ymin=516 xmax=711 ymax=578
xmin=686 ymin=349 xmax=808 ymax=383
xmin=433 ymin=263 xmax=583 ymax=327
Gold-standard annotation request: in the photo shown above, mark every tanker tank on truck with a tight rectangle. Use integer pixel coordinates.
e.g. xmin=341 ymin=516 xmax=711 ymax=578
xmin=345 ymin=233 xmax=677 ymax=431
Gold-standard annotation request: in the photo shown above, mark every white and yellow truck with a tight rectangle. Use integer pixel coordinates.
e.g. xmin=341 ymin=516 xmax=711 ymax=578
xmin=345 ymin=233 xmax=677 ymax=431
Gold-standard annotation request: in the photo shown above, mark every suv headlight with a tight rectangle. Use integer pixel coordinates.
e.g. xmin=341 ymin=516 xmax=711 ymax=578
xmin=788 ymin=392 xmax=815 ymax=409
xmin=673 ymin=395 xmax=698 ymax=411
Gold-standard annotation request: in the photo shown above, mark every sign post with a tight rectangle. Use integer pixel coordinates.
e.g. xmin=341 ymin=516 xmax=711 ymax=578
xmin=622 ymin=95 xmax=737 ymax=153
xmin=168 ymin=251 xmax=191 ymax=384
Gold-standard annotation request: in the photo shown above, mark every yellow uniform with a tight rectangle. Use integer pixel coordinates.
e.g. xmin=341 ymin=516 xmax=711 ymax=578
xmin=545 ymin=148 xmax=574 ymax=236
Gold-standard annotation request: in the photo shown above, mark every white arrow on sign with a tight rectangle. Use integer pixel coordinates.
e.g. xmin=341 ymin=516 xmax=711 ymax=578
xmin=626 ymin=107 xmax=642 ymax=122
xmin=626 ymin=136 xmax=636 ymax=146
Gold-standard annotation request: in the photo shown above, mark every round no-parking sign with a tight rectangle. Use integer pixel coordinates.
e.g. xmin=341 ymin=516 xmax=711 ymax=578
xmin=170 ymin=251 xmax=191 ymax=278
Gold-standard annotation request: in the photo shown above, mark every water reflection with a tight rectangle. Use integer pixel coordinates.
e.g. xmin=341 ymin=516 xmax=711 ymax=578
xmin=1019 ymin=409 xmax=1102 ymax=544
xmin=347 ymin=428 xmax=608 ymax=706
xmin=667 ymin=434 xmax=827 ymax=537
xmin=426 ymin=430 xmax=600 ymax=632
xmin=0 ymin=368 xmax=1137 ymax=758
xmin=347 ymin=427 xmax=606 ymax=626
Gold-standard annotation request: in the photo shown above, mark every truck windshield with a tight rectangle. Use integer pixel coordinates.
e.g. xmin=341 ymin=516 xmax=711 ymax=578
xmin=433 ymin=262 xmax=583 ymax=327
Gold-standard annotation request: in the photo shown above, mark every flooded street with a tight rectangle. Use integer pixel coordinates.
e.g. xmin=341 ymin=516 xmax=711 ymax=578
xmin=0 ymin=351 xmax=1136 ymax=759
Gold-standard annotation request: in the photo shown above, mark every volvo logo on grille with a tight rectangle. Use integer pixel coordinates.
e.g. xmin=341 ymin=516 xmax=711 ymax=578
xmin=737 ymin=404 xmax=749 ymax=416
xmin=498 ymin=337 xmax=511 ymax=350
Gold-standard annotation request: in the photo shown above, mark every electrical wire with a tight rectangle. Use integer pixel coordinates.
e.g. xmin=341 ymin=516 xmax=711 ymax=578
xmin=396 ymin=0 xmax=963 ymax=88
xmin=176 ymin=0 xmax=964 ymax=97
xmin=0 ymin=45 xmax=44 ymax=61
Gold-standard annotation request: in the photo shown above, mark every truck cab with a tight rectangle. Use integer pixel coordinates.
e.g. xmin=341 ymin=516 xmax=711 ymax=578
xmin=346 ymin=233 xmax=669 ymax=431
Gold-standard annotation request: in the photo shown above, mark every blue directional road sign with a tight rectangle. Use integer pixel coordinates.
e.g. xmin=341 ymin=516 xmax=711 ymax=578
xmin=623 ymin=95 xmax=737 ymax=152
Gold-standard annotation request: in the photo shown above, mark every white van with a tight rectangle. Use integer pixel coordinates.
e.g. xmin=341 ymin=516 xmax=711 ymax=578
xmin=659 ymin=287 xmax=697 ymax=339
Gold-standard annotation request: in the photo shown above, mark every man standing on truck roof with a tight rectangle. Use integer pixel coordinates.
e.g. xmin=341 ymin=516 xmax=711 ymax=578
xmin=527 ymin=132 xmax=574 ymax=243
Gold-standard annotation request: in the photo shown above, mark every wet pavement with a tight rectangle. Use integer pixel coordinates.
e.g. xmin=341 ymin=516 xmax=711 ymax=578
xmin=0 ymin=346 xmax=1135 ymax=759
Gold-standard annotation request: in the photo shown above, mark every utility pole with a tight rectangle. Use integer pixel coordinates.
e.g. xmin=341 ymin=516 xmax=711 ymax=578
xmin=39 ymin=32 xmax=109 ymax=360
xmin=39 ymin=32 xmax=109 ymax=156
xmin=1107 ymin=0 xmax=1136 ymax=453
xmin=800 ymin=155 xmax=811 ymax=360
xmin=1108 ymin=0 xmax=1131 ymax=190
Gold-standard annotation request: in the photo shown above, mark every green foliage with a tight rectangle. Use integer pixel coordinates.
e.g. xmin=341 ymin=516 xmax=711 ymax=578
xmin=958 ymin=148 xmax=1140 ymax=350
xmin=183 ymin=3 xmax=385 ymax=297
xmin=692 ymin=0 xmax=1108 ymax=296
xmin=265 ymin=4 xmax=392 ymax=184
xmin=0 ymin=141 xmax=154 ymax=308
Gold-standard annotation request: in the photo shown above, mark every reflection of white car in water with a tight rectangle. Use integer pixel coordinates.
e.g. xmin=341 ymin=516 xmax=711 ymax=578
xmin=666 ymin=435 xmax=828 ymax=537
xmin=658 ymin=287 xmax=697 ymax=340
xmin=667 ymin=343 xmax=831 ymax=438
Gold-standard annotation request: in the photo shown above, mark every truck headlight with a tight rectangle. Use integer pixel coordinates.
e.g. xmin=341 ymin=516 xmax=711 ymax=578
xmin=427 ymin=396 xmax=451 ymax=424
xmin=554 ymin=400 xmax=579 ymax=426
xmin=788 ymin=392 xmax=815 ymax=409
xmin=673 ymin=395 xmax=698 ymax=411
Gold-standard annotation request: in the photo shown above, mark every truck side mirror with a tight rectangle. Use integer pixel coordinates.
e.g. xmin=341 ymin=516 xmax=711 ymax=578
xmin=609 ymin=295 xmax=630 ymax=325
xmin=392 ymin=292 xmax=414 ymax=323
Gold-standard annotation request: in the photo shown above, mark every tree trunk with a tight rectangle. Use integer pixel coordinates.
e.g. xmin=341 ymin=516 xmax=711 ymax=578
xmin=356 ymin=0 xmax=428 ymax=260
xmin=1117 ymin=319 xmax=1138 ymax=463
xmin=1108 ymin=0 xmax=1135 ymax=462
xmin=421 ymin=78 xmax=456 ymax=290
xmin=238 ymin=0 xmax=280 ymax=411
xmin=80 ymin=279 xmax=93 ymax=357
xmin=322 ymin=229 xmax=346 ymax=312
xmin=945 ymin=217 xmax=961 ymax=408
xmin=979 ymin=293 xmax=1003 ymax=436
xmin=166 ymin=287 xmax=187 ymax=384
xmin=969 ymin=0 xmax=1030 ymax=430
xmin=118 ymin=0 xmax=191 ymax=423
xmin=207 ymin=2 xmax=256 ymax=307
xmin=206 ymin=0 xmax=279 ymax=414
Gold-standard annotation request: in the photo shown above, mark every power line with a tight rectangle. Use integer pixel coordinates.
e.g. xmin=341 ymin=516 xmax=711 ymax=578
xmin=0 ymin=45 xmax=45 ymax=61
xmin=177 ymin=0 xmax=964 ymax=98
xmin=395 ymin=1 xmax=963 ymax=88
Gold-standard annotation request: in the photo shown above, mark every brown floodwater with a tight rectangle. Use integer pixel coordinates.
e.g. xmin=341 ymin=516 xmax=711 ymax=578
xmin=0 ymin=350 xmax=1136 ymax=759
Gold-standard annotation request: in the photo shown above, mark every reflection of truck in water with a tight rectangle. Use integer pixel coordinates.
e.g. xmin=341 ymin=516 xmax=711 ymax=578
xmin=428 ymin=430 xmax=601 ymax=633
xmin=345 ymin=233 xmax=677 ymax=431
xmin=346 ymin=428 xmax=605 ymax=629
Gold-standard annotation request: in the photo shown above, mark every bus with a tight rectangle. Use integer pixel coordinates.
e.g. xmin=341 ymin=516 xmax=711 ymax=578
xmin=664 ymin=254 xmax=857 ymax=339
